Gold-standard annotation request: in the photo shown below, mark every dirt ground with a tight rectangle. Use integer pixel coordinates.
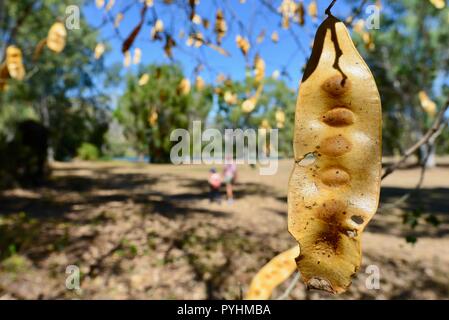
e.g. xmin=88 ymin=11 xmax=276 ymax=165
xmin=0 ymin=159 xmax=448 ymax=300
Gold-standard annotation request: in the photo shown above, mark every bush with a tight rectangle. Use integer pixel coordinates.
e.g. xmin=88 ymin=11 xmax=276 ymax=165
xmin=76 ymin=143 xmax=100 ymax=161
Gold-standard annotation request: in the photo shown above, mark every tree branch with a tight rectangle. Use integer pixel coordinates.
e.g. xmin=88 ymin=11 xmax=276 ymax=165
xmin=382 ymin=99 xmax=449 ymax=180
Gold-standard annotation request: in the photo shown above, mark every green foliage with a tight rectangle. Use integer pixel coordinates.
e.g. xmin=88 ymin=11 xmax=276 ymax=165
xmin=115 ymin=64 xmax=214 ymax=163
xmin=76 ymin=142 xmax=99 ymax=161
xmin=352 ymin=0 xmax=449 ymax=156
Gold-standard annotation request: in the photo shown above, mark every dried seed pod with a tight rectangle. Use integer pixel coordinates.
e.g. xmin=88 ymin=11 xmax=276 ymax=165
xmin=308 ymin=0 xmax=318 ymax=20
xmin=47 ymin=22 xmax=67 ymax=53
xmin=214 ymin=9 xmax=227 ymax=45
xmin=236 ymin=35 xmax=250 ymax=56
xmin=115 ymin=13 xmax=123 ymax=28
xmin=195 ymin=76 xmax=205 ymax=90
xmin=418 ymin=91 xmax=437 ymax=117
xmin=245 ymin=246 xmax=299 ymax=300
xmin=254 ymin=54 xmax=265 ymax=83
xmin=241 ymin=96 xmax=257 ymax=113
xmin=6 ymin=45 xmax=26 ymax=80
xmin=288 ymin=15 xmax=382 ymax=294
xmin=94 ymin=43 xmax=106 ymax=59
xmin=138 ymin=73 xmax=150 ymax=86
xmin=271 ymin=31 xmax=279 ymax=43
xmin=123 ymin=50 xmax=131 ymax=67
xmin=178 ymin=78 xmax=191 ymax=95
xmin=224 ymin=91 xmax=238 ymax=105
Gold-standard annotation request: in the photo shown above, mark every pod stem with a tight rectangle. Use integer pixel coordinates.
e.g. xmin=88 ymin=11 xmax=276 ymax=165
xmin=325 ymin=0 xmax=338 ymax=16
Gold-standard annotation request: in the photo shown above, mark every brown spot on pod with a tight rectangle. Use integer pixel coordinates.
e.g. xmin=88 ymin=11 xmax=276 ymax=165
xmin=320 ymin=167 xmax=351 ymax=187
xmin=317 ymin=199 xmax=347 ymax=223
xmin=322 ymin=107 xmax=355 ymax=127
xmin=321 ymin=75 xmax=350 ymax=97
xmin=320 ymin=135 xmax=352 ymax=157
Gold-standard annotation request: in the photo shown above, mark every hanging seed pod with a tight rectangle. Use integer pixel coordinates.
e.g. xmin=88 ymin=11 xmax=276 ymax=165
xmin=115 ymin=13 xmax=123 ymax=28
xmin=94 ymin=43 xmax=106 ymax=59
xmin=236 ymin=35 xmax=250 ymax=56
xmin=429 ymin=0 xmax=445 ymax=9
xmin=123 ymin=50 xmax=131 ymax=67
xmin=133 ymin=48 xmax=142 ymax=64
xmin=96 ymin=0 xmax=105 ymax=9
xmin=138 ymin=73 xmax=150 ymax=86
xmin=245 ymin=246 xmax=299 ymax=300
xmin=224 ymin=91 xmax=238 ymax=105
xmin=151 ymin=19 xmax=164 ymax=40
xmin=6 ymin=46 xmax=26 ymax=81
xmin=145 ymin=0 xmax=154 ymax=7
xmin=295 ymin=1 xmax=305 ymax=25
xmin=105 ymin=0 xmax=115 ymax=11
xmin=241 ymin=96 xmax=257 ymax=113
xmin=178 ymin=78 xmax=191 ymax=95
xmin=275 ymin=109 xmax=286 ymax=125
xmin=163 ymin=35 xmax=176 ymax=58
xmin=254 ymin=54 xmax=265 ymax=83
xmin=195 ymin=76 xmax=205 ymax=90
xmin=289 ymin=15 xmax=382 ymax=294
xmin=271 ymin=31 xmax=279 ymax=43
xmin=148 ymin=110 xmax=158 ymax=125
xmin=47 ymin=22 xmax=67 ymax=53
xmin=308 ymin=0 xmax=318 ymax=20
xmin=418 ymin=91 xmax=437 ymax=117
xmin=214 ymin=9 xmax=227 ymax=45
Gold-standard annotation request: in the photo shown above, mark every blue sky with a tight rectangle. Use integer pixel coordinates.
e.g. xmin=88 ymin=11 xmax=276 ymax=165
xmin=83 ymin=0 xmax=355 ymax=92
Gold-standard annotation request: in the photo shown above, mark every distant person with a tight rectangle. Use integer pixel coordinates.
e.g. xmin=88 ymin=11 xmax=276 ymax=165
xmin=223 ymin=160 xmax=237 ymax=204
xmin=208 ymin=168 xmax=222 ymax=203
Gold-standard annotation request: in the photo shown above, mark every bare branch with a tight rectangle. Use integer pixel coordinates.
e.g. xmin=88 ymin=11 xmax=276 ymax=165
xmin=382 ymin=99 xmax=449 ymax=180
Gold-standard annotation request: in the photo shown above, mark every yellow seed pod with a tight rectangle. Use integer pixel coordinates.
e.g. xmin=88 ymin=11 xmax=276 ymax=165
xmin=148 ymin=110 xmax=158 ymax=125
xmin=245 ymin=246 xmax=299 ymax=300
xmin=178 ymin=78 xmax=191 ymax=95
xmin=418 ymin=91 xmax=437 ymax=117
xmin=138 ymin=73 xmax=150 ymax=86
xmin=47 ymin=22 xmax=67 ymax=53
xmin=224 ymin=91 xmax=238 ymax=105
xmin=260 ymin=119 xmax=271 ymax=130
xmin=123 ymin=50 xmax=131 ymax=67
xmin=236 ymin=35 xmax=250 ymax=56
xmin=133 ymin=48 xmax=142 ymax=64
xmin=214 ymin=9 xmax=227 ymax=45
xmin=288 ymin=15 xmax=382 ymax=294
xmin=96 ymin=0 xmax=105 ymax=9
xmin=429 ymin=0 xmax=445 ymax=9
xmin=296 ymin=1 xmax=305 ymax=26
xmin=271 ymin=31 xmax=279 ymax=43
xmin=105 ymin=0 xmax=115 ymax=11
xmin=191 ymin=14 xmax=202 ymax=25
xmin=254 ymin=54 xmax=265 ymax=83
xmin=195 ymin=76 xmax=205 ymax=90
xmin=114 ymin=13 xmax=123 ymax=28
xmin=6 ymin=46 xmax=26 ymax=81
xmin=242 ymin=96 xmax=257 ymax=113
xmin=275 ymin=109 xmax=285 ymax=124
xmin=94 ymin=43 xmax=106 ymax=59
xmin=308 ymin=0 xmax=318 ymax=20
